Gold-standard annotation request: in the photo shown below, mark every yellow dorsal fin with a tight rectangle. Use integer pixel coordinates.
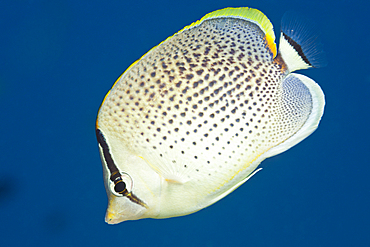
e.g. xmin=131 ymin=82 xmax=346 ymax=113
xmin=106 ymin=7 xmax=276 ymax=97
xmin=175 ymin=7 xmax=277 ymax=57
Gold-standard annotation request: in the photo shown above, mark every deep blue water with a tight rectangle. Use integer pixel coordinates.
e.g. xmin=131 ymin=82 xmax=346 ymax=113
xmin=1 ymin=0 xmax=369 ymax=246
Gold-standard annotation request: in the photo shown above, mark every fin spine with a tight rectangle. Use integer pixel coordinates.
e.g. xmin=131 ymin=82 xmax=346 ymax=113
xmin=282 ymin=32 xmax=312 ymax=67
xmin=278 ymin=11 xmax=327 ymax=72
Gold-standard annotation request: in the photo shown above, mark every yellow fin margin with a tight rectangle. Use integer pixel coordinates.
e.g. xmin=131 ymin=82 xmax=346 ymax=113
xmin=99 ymin=7 xmax=277 ymax=116
xmin=183 ymin=7 xmax=277 ymax=57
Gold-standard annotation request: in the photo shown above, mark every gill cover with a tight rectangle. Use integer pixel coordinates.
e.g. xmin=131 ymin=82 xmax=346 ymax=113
xmin=96 ymin=128 xmax=152 ymax=223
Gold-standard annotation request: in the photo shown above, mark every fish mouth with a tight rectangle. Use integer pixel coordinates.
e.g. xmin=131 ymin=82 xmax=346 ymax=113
xmin=105 ymin=195 xmax=148 ymax=224
xmin=105 ymin=207 xmax=147 ymax=224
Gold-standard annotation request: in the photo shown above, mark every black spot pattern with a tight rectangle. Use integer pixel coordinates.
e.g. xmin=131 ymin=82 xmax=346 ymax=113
xmin=97 ymin=17 xmax=312 ymax=183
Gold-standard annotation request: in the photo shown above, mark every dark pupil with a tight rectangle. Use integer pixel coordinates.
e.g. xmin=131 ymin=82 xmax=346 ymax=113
xmin=114 ymin=180 xmax=126 ymax=194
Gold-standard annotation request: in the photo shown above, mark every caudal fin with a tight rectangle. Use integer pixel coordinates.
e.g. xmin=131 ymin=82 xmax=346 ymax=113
xmin=278 ymin=11 xmax=327 ymax=73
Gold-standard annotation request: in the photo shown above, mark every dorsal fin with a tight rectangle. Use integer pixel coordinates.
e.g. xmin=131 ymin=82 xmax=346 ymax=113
xmin=165 ymin=7 xmax=277 ymax=57
xmin=278 ymin=11 xmax=327 ymax=73
xmin=106 ymin=7 xmax=277 ymax=94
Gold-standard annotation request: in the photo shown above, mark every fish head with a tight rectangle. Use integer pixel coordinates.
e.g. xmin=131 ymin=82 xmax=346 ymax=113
xmin=97 ymin=128 xmax=162 ymax=224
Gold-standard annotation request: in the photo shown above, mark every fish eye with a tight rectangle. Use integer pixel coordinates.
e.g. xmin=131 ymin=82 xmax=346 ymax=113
xmin=109 ymin=172 xmax=133 ymax=197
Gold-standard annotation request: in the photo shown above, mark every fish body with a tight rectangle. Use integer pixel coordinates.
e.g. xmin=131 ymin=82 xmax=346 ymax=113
xmin=96 ymin=7 xmax=326 ymax=224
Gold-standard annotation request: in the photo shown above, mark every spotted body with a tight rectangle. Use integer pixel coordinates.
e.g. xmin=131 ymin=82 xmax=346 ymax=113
xmin=96 ymin=7 xmax=326 ymax=224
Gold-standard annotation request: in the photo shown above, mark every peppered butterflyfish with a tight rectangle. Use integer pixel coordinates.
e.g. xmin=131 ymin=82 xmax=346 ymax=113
xmin=96 ymin=7 xmax=326 ymax=224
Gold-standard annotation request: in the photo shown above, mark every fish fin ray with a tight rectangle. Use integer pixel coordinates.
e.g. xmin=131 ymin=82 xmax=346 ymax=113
xmin=263 ymin=73 xmax=325 ymax=158
xmin=199 ymin=168 xmax=263 ymax=209
xmin=198 ymin=7 xmax=276 ymax=57
xmin=163 ymin=7 xmax=277 ymax=57
xmin=278 ymin=11 xmax=327 ymax=72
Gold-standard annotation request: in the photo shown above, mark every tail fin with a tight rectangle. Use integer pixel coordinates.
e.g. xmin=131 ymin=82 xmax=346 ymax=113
xmin=278 ymin=11 xmax=327 ymax=73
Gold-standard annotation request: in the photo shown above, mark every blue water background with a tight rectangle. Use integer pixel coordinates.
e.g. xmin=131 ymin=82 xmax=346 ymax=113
xmin=1 ymin=0 xmax=369 ymax=246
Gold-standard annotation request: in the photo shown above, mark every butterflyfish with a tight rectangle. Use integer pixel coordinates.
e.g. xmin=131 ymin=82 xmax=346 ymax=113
xmin=96 ymin=7 xmax=326 ymax=224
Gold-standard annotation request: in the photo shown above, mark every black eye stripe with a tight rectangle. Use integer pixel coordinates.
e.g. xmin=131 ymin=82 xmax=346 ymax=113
xmin=96 ymin=129 xmax=120 ymax=182
xmin=96 ymin=128 xmax=148 ymax=208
